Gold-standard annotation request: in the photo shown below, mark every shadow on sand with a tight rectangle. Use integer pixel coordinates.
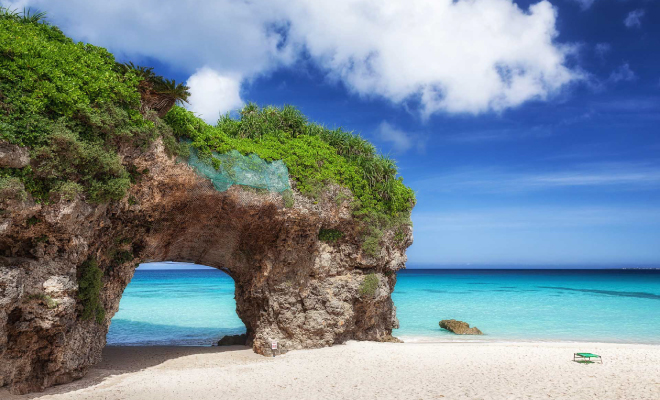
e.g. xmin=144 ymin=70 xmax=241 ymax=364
xmin=2 ymin=345 xmax=251 ymax=399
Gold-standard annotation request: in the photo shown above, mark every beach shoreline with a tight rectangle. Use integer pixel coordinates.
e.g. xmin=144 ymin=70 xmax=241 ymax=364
xmin=3 ymin=341 xmax=659 ymax=400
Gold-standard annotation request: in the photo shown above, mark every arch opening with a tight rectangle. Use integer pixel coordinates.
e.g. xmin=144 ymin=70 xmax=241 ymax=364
xmin=107 ymin=262 xmax=246 ymax=347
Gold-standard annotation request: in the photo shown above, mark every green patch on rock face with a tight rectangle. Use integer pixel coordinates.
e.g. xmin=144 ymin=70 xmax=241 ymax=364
xmin=359 ymin=273 xmax=379 ymax=298
xmin=318 ymin=228 xmax=343 ymax=242
xmin=77 ymin=259 xmax=105 ymax=324
xmin=27 ymin=293 xmax=58 ymax=309
xmin=0 ymin=176 xmax=26 ymax=201
xmin=282 ymin=189 xmax=294 ymax=208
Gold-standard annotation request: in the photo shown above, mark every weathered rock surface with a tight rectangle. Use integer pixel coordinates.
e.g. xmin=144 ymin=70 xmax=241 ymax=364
xmin=0 ymin=139 xmax=413 ymax=394
xmin=439 ymin=319 xmax=483 ymax=335
xmin=0 ymin=142 xmax=30 ymax=168
xmin=217 ymin=334 xmax=247 ymax=346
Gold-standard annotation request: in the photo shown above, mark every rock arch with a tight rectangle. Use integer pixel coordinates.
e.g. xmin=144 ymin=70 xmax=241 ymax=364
xmin=0 ymin=141 xmax=412 ymax=394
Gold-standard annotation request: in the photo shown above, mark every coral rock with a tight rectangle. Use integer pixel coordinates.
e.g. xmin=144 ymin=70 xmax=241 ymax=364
xmin=0 ymin=142 xmax=30 ymax=168
xmin=0 ymin=139 xmax=413 ymax=394
xmin=439 ymin=319 xmax=483 ymax=335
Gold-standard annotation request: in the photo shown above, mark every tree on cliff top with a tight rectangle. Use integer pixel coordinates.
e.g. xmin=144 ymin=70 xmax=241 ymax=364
xmin=116 ymin=62 xmax=190 ymax=117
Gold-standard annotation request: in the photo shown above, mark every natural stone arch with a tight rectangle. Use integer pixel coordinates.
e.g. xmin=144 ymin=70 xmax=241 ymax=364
xmin=0 ymin=141 xmax=412 ymax=394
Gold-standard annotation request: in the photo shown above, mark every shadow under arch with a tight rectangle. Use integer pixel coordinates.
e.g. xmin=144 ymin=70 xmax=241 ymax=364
xmin=7 ymin=346 xmax=254 ymax=399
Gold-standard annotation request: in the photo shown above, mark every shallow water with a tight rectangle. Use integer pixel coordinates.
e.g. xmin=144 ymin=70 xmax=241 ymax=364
xmin=107 ymin=268 xmax=660 ymax=346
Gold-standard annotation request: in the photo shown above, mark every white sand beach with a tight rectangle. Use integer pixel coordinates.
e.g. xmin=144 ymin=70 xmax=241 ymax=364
xmin=2 ymin=341 xmax=659 ymax=400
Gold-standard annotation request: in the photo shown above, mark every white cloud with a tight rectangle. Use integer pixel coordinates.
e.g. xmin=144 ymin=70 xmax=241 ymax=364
xmin=624 ymin=9 xmax=645 ymax=28
xmin=4 ymin=0 xmax=578 ymax=117
xmin=608 ymin=63 xmax=636 ymax=83
xmin=285 ymin=0 xmax=577 ymax=116
xmin=186 ymin=68 xmax=243 ymax=123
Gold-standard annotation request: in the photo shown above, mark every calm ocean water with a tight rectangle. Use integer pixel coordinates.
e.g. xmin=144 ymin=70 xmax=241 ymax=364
xmin=107 ymin=269 xmax=660 ymax=346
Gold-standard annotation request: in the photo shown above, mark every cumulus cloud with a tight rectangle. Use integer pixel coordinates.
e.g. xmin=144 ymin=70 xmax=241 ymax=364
xmin=3 ymin=0 xmax=578 ymax=117
xmin=186 ymin=68 xmax=243 ymax=123
xmin=624 ymin=9 xmax=645 ymax=28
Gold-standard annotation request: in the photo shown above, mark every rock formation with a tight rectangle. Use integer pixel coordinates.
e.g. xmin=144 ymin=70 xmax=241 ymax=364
xmin=439 ymin=319 xmax=483 ymax=335
xmin=0 ymin=139 xmax=413 ymax=394
xmin=0 ymin=142 xmax=30 ymax=169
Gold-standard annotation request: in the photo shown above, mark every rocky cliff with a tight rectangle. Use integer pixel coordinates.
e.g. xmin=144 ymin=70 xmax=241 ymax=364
xmin=0 ymin=138 xmax=412 ymax=394
xmin=0 ymin=14 xmax=414 ymax=394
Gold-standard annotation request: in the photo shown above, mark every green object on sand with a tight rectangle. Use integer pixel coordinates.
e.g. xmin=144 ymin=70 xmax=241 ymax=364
xmin=574 ymin=353 xmax=603 ymax=364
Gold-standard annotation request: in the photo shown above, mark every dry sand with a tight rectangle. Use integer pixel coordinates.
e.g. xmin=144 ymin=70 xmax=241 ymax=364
xmin=2 ymin=341 xmax=659 ymax=400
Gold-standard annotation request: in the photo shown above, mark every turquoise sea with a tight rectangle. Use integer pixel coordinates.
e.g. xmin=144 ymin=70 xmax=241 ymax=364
xmin=107 ymin=268 xmax=660 ymax=346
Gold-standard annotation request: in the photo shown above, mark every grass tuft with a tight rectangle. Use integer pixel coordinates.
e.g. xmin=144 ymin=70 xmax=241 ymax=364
xmin=359 ymin=273 xmax=379 ymax=298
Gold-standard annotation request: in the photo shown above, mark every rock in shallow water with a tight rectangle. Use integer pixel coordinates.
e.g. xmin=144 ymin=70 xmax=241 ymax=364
xmin=439 ymin=319 xmax=483 ymax=335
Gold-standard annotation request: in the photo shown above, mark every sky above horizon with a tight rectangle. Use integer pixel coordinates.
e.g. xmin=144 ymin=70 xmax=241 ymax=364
xmin=5 ymin=0 xmax=659 ymax=266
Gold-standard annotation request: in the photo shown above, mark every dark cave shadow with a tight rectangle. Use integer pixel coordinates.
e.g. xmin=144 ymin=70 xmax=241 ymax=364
xmin=4 ymin=345 xmax=251 ymax=399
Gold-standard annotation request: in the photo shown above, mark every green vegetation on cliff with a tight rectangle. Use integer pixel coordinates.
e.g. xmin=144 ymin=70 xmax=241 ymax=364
xmin=165 ymin=105 xmax=415 ymax=223
xmin=77 ymin=259 xmax=105 ymax=324
xmin=359 ymin=273 xmax=379 ymax=297
xmin=0 ymin=10 xmax=414 ymax=247
xmin=0 ymin=10 xmax=171 ymax=202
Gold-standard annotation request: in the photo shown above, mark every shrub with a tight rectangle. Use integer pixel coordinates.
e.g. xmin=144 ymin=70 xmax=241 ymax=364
xmin=112 ymin=249 xmax=134 ymax=264
xmin=362 ymin=228 xmax=383 ymax=258
xmin=318 ymin=228 xmax=343 ymax=242
xmin=282 ymin=189 xmax=294 ymax=208
xmin=78 ymin=259 xmax=105 ymax=324
xmin=0 ymin=176 xmax=26 ymax=201
xmin=51 ymin=181 xmax=82 ymax=201
xmin=359 ymin=273 xmax=379 ymax=297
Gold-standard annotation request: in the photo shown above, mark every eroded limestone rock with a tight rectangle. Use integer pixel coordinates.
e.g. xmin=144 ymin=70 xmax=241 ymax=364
xmin=0 ymin=142 xmax=30 ymax=168
xmin=0 ymin=139 xmax=413 ymax=394
xmin=439 ymin=319 xmax=483 ymax=335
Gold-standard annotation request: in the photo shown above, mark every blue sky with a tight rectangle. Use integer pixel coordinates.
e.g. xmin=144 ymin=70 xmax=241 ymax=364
xmin=6 ymin=0 xmax=660 ymax=266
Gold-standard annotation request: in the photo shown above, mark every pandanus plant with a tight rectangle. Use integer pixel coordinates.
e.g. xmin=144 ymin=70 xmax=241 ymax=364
xmin=0 ymin=7 xmax=47 ymax=24
xmin=116 ymin=62 xmax=190 ymax=117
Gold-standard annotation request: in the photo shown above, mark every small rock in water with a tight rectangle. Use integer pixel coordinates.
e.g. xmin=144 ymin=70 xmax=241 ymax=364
xmin=217 ymin=334 xmax=247 ymax=346
xmin=439 ymin=319 xmax=483 ymax=335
